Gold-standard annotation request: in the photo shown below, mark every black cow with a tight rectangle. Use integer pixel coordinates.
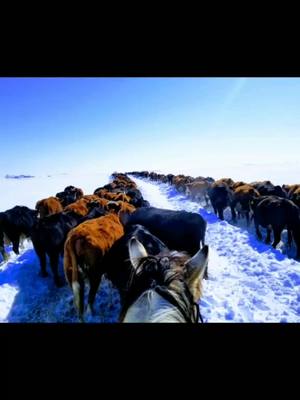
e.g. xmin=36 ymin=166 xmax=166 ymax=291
xmin=31 ymin=206 xmax=107 ymax=286
xmin=103 ymin=224 xmax=168 ymax=304
xmin=0 ymin=206 xmax=38 ymax=261
xmin=166 ymin=174 xmax=175 ymax=185
xmin=120 ymin=206 xmax=207 ymax=256
xmin=141 ymin=200 xmax=151 ymax=207
xmin=208 ymin=183 xmax=235 ymax=221
xmin=125 ymin=188 xmax=148 ymax=208
xmin=251 ymin=195 xmax=300 ymax=258
xmin=251 ymin=181 xmax=287 ymax=198
xmin=56 ymin=191 xmax=78 ymax=207
xmin=56 ymin=185 xmax=83 ymax=207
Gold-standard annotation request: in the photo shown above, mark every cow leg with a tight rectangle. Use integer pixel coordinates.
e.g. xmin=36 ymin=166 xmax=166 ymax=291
xmin=49 ymin=252 xmax=63 ymax=287
xmin=12 ymin=236 xmax=20 ymax=255
xmin=34 ymin=246 xmax=48 ymax=277
xmin=205 ymin=194 xmax=210 ymax=207
xmin=0 ymin=231 xmax=9 ymax=262
xmin=218 ymin=207 xmax=224 ymax=221
xmin=213 ymin=205 xmax=217 ymax=215
xmin=265 ymin=227 xmax=272 ymax=244
xmin=272 ymin=228 xmax=282 ymax=249
xmin=254 ymin=219 xmax=263 ymax=240
xmin=73 ymin=274 xmax=85 ymax=322
xmin=296 ymin=245 xmax=300 ymax=260
xmin=287 ymin=229 xmax=293 ymax=248
xmin=245 ymin=212 xmax=250 ymax=227
xmin=230 ymin=205 xmax=237 ymax=222
xmin=87 ymin=271 xmax=102 ymax=315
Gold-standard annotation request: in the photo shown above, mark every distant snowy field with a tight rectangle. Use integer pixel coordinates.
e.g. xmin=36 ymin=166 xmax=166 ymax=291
xmin=0 ymin=172 xmax=110 ymax=211
xmin=1 ymin=170 xmax=300 ymax=323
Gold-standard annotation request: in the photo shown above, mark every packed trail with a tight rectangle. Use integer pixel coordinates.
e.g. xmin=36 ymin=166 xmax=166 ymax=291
xmin=1 ymin=174 xmax=300 ymax=322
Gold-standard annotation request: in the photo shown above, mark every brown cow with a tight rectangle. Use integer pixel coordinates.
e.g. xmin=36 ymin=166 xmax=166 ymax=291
xmin=36 ymin=197 xmax=63 ymax=218
xmin=217 ymin=178 xmax=235 ymax=188
xmin=232 ymin=181 xmax=247 ymax=190
xmin=64 ymin=213 xmax=124 ymax=321
xmin=232 ymin=184 xmax=260 ymax=225
xmin=95 ymin=190 xmax=131 ymax=203
xmin=285 ymin=184 xmax=300 ymax=198
xmin=290 ymin=187 xmax=300 ymax=208
xmin=64 ymin=197 xmax=109 ymax=217
xmin=173 ymin=176 xmax=194 ymax=193
xmin=185 ymin=181 xmax=211 ymax=205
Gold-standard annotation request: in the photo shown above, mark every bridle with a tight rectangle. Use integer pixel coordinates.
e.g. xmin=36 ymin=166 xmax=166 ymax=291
xmin=154 ymin=285 xmax=202 ymax=323
xmin=122 ymin=255 xmax=204 ymax=323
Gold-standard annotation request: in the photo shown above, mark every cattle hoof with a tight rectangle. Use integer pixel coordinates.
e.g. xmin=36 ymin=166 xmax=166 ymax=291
xmin=79 ymin=315 xmax=85 ymax=323
xmin=55 ymin=278 xmax=64 ymax=288
xmin=87 ymin=304 xmax=95 ymax=316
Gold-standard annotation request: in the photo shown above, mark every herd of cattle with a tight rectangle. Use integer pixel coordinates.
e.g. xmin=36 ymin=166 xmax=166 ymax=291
xmin=0 ymin=173 xmax=208 ymax=321
xmin=127 ymin=171 xmax=300 ymax=259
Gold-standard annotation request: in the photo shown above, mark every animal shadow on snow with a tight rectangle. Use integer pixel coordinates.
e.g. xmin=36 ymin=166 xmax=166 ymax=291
xmin=0 ymin=247 xmax=121 ymax=323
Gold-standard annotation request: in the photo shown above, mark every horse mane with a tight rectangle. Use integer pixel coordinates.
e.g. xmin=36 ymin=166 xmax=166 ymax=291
xmin=120 ymin=251 xmax=200 ymax=322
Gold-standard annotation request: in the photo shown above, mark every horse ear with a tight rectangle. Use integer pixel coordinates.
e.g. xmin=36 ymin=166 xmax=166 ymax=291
xmin=128 ymin=237 xmax=148 ymax=269
xmin=184 ymin=245 xmax=209 ymax=284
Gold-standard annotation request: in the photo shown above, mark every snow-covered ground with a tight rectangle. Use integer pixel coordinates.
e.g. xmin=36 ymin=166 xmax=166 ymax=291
xmin=130 ymin=176 xmax=300 ymax=323
xmin=1 ymin=172 xmax=300 ymax=322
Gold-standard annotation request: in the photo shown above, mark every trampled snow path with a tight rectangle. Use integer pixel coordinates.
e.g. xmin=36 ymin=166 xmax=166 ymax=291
xmin=130 ymin=177 xmax=300 ymax=322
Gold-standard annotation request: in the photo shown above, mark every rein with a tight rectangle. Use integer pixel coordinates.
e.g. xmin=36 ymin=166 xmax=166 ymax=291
xmin=154 ymin=285 xmax=202 ymax=323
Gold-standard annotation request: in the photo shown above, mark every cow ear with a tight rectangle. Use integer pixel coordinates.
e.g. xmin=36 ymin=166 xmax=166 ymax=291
xmin=184 ymin=245 xmax=209 ymax=284
xmin=128 ymin=237 xmax=148 ymax=269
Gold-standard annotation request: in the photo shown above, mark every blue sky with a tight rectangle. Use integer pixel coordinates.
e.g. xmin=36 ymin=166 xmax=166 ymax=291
xmin=0 ymin=78 xmax=299 ymax=181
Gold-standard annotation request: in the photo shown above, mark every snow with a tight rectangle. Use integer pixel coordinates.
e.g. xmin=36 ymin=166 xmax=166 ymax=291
xmin=129 ymin=176 xmax=300 ymax=323
xmin=1 ymin=172 xmax=300 ymax=322
xmin=0 ymin=172 xmax=111 ymax=211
